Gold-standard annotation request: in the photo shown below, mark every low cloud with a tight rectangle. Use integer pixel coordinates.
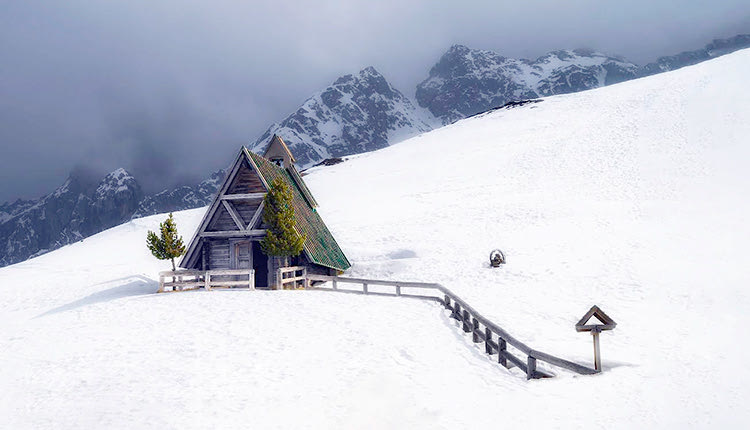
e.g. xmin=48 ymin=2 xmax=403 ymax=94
xmin=1 ymin=0 xmax=748 ymax=201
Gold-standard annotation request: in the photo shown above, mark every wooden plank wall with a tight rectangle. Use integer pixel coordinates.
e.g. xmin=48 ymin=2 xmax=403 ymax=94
xmin=206 ymin=239 xmax=230 ymax=270
xmin=234 ymin=200 xmax=262 ymax=226
xmin=227 ymin=161 xmax=266 ymax=194
xmin=207 ymin=206 xmax=238 ymax=232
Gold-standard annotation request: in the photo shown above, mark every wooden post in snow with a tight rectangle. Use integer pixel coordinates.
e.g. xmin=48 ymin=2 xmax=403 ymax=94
xmin=575 ymin=305 xmax=617 ymax=373
xmin=592 ymin=329 xmax=602 ymax=371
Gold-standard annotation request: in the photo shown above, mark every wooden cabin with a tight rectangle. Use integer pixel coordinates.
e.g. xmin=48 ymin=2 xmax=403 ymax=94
xmin=179 ymin=135 xmax=350 ymax=288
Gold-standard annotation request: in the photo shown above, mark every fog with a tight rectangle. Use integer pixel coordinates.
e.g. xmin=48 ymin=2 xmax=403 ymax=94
xmin=1 ymin=0 xmax=748 ymax=202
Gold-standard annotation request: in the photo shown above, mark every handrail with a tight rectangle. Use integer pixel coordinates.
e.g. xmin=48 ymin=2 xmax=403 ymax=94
xmin=306 ymin=274 xmax=597 ymax=378
xmin=278 ymin=266 xmax=308 ymax=289
xmin=158 ymin=269 xmax=255 ymax=292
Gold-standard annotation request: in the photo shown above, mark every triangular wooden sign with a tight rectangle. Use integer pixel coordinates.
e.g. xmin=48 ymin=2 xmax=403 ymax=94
xmin=575 ymin=305 xmax=616 ymax=332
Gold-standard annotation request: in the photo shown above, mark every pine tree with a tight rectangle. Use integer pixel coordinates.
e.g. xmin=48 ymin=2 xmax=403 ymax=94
xmin=260 ymin=177 xmax=305 ymax=262
xmin=146 ymin=213 xmax=186 ymax=271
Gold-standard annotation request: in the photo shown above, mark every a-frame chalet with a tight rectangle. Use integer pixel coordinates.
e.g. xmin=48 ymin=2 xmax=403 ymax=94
xmin=179 ymin=135 xmax=350 ymax=288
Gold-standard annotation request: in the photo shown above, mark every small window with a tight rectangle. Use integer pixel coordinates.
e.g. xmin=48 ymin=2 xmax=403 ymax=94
xmin=271 ymin=157 xmax=283 ymax=167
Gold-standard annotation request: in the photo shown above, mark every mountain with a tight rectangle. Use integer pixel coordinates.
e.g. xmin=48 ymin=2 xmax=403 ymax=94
xmin=416 ymin=45 xmax=640 ymax=124
xmin=4 ymin=34 xmax=748 ymax=268
xmin=0 ymin=168 xmax=225 ymax=267
xmin=641 ymin=34 xmax=750 ymax=76
xmin=132 ymin=169 xmax=225 ymax=219
xmin=250 ymin=66 xmax=433 ymax=167
xmin=3 ymin=48 xmax=750 ymax=428
xmin=417 ymin=34 xmax=750 ymax=125
xmin=0 ymin=168 xmax=144 ymax=267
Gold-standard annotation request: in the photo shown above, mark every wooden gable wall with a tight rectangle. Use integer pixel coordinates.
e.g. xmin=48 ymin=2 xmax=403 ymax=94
xmin=204 ymin=159 xmax=267 ymax=232
xmin=227 ymin=160 xmax=266 ymax=194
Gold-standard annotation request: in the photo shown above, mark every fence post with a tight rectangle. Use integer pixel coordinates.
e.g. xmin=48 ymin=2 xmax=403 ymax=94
xmin=303 ymin=267 xmax=308 ymax=289
xmin=592 ymin=330 xmax=602 ymax=372
xmin=205 ymin=272 xmax=212 ymax=291
xmin=497 ymin=338 xmax=507 ymax=367
xmin=332 ymin=278 xmax=338 ymax=290
xmin=158 ymin=274 xmax=164 ymax=293
xmin=363 ymin=282 xmax=368 ymax=294
xmin=454 ymin=303 xmax=461 ymax=321
xmin=396 ymin=285 xmax=401 ymax=296
xmin=462 ymin=310 xmax=471 ymax=332
xmin=485 ymin=327 xmax=492 ymax=353
xmin=472 ymin=318 xmax=480 ymax=343
xmin=444 ymin=295 xmax=451 ymax=310
xmin=527 ymin=356 xmax=537 ymax=380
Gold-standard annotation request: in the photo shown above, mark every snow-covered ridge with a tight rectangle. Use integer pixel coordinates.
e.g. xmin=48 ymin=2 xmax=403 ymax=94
xmin=250 ymin=66 xmax=433 ymax=168
xmin=0 ymin=167 xmax=224 ymax=268
xmin=95 ymin=168 xmax=138 ymax=196
xmin=416 ymin=44 xmax=640 ymax=124
xmin=417 ymin=35 xmax=749 ymax=125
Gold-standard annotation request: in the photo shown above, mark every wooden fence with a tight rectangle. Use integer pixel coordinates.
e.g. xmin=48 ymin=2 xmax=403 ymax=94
xmin=277 ymin=266 xmax=308 ymax=290
xmin=158 ymin=269 xmax=254 ymax=292
xmin=307 ymin=274 xmax=598 ymax=379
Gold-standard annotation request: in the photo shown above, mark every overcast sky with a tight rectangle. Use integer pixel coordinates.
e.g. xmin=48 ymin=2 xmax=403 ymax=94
xmin=1 ymin=0 xmax=748 ymax=202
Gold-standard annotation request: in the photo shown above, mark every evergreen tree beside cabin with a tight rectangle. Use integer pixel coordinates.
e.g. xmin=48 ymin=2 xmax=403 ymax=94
xmin=179 ymin=135 xmax=350 ymax=288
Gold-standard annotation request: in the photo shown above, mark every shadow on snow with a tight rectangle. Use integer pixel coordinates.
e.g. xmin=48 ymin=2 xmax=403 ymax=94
xmin=35 ymin=275 xmax=158 ymax=318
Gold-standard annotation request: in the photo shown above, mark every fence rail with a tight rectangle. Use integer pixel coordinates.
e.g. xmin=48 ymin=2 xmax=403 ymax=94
xmin=277 ymin=266 xmax=308 ymax=290
xmin=156 ymin=268 xmax=597 ymax=379
xmin=159 ymin=269 xmax=254 ymax=292
xmin=307 ymin=274 xmax=597 ymax=379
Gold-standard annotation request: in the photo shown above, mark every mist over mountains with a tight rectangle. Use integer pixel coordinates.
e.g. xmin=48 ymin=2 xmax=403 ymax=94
xmin=2 ymin=34 xmax=749 ymax=267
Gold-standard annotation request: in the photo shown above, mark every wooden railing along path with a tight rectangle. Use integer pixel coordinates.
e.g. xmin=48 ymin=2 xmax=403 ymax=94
xmin=307 ymin=273 xmax=598 ymax=379
xmin=277 ymin=266 xmax=308 ymax=290
xmin=158 ymin=269 xmax=254 ymax=292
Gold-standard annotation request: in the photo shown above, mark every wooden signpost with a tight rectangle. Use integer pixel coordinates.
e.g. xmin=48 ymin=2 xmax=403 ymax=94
xmin=575 ymin=305 xmax=616 ymax=372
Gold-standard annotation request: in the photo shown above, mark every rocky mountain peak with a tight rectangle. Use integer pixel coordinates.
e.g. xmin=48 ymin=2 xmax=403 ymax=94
xmin=95 ymin=168 xmax=140 ymax=197
xmin=417 ymin=45 xmax=640 ymax=124
xmin=250 ymin=67 xmax=433 ymax=167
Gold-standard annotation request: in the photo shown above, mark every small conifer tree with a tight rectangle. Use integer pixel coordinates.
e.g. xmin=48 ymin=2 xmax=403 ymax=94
xmin=260 ymin=177 xmax=305 ymax=264
xmin=146 ymin=213 xmax=186 ymax=271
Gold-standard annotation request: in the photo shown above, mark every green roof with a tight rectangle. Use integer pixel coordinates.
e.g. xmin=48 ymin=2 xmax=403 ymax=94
xmin=245 ymin=148 xmax=351 ymax=272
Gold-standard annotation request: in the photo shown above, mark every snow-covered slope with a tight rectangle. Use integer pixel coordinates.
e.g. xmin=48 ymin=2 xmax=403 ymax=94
xmin=2 ymin=49 xmax=750 ymax=428
xmin=251 ymin=67 xmax=434 ymax=167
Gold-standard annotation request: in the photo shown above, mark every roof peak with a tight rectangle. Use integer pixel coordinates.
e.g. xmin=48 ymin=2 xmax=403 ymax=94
xmin=262 ymin=134 xmax=296 ymax=167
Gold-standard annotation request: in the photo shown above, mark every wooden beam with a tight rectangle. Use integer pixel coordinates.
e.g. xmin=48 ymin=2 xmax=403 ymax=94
xmin=222 ymin=200 xmax=246 ymax=230
xmin=200 ymin=230 xmax=266 ymax=238
xmin=246 ymin=200 xmax=265 ymax=231
xmin=221 ymin=193 xmax=266 ymax=200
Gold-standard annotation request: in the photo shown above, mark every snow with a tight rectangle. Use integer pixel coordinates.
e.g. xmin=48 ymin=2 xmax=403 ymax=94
xmin=2 ymin=49 xmax=750 ymax=428
xmin=95 ymin=168 xmax=135 ymax=195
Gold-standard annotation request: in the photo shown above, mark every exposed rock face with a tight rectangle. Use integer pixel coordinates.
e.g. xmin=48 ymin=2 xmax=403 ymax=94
xmin=133 ymin=169 xmax=225 ymax=219
xmin=250 ymin=66 xmax=433 ymax=167
xmin=416 ymin=45 xmax=639 ymax=124
xmin=4 ymin=34 xmax=749 ymax=268
xmin=0 ymin=168 xmax=143 ymax=267
xmin=0 ymin=167 xmax=226 ymax=267
xmin=640 ymin=34 xmax=750 ymax=76
xmin=418 ymin=35 xmax=750 ymax=125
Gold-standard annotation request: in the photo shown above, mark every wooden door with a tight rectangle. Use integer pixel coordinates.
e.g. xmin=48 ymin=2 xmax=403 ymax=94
xmin=232 ymin=240 xmax=252 ymax=269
